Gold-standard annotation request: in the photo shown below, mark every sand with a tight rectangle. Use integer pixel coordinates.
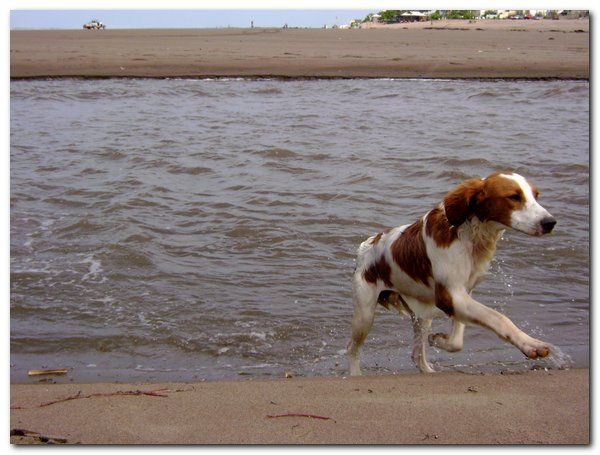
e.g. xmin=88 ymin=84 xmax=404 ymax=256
xmin=10 ymin=19 xmax=589 ymax=79
xmin=11 ymin=369 xmax=589 ymax=445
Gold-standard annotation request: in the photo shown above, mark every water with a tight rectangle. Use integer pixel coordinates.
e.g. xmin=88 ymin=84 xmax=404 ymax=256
xmin=10 ymin=78 xmax=589 ymax=383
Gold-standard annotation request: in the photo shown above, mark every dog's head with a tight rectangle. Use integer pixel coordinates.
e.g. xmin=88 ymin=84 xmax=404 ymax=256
xmin=443 ymin=172 xmax=556 ymax=236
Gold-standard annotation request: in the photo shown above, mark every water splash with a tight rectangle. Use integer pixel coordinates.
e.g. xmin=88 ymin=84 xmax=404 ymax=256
xmin=537 ymin=344 xmax=573 ymax=370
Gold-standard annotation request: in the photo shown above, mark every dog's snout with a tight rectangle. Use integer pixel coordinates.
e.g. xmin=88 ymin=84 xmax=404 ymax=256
xmin=540 ymin=216 xmax=556 ymax=234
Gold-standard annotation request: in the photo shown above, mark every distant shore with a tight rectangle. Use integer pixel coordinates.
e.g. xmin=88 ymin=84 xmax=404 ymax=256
xmin=11 ymin=369 xmax=589 ymax=444
xmin=10 ymin=19 xmax=589 ymax=79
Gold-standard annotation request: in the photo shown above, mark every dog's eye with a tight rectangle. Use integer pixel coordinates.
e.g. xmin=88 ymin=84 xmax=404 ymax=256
xmin=508 ymin=193 xmax=521 ymax=202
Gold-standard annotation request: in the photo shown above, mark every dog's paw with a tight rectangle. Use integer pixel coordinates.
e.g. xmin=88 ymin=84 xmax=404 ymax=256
xmin=428 ymin=332 xmax=461 ymax=352
xmin=428 ymin=332 xmax=448 ymax=348
xmin=419 ymin=362 xmax=438 ymax=374
xmin=523 ymin=341 xmax=551 ymax=359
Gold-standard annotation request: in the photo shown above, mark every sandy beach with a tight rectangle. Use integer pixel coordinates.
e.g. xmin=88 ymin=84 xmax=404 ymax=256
xmin=10 ymin=19 xmax=588 ymax=79
xmin=10 ymin=369 xmax=589 ymax=444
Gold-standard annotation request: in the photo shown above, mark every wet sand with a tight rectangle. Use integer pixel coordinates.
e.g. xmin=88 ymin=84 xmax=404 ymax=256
xmin=11 ymin=369 xmax=589 ymax=444
xmin=10 ymin=19 xmax=589 ymax=79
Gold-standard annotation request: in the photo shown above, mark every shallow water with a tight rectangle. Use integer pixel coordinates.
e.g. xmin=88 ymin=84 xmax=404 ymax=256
xmin=10 ymin=78 xmax=589 ymax=382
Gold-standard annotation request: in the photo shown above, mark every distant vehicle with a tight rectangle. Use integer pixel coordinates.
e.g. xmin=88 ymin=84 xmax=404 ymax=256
xmin=83 ymin=19 xmax=105 ymax=30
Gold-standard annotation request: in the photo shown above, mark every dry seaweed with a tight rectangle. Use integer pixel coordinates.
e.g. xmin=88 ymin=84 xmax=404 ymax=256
xmin=11 ymin=388 xmax=169 ymax=410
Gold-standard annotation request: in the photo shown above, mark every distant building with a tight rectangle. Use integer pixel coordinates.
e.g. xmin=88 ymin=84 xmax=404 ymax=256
xmin=399 ymin=11 xmax=429 ymax=22
xmin=496 ymin=10 xmax=517 ymax=19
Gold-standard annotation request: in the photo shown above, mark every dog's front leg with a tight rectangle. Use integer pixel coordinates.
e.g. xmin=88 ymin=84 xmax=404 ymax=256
xmin=448 ymin=287 xmax=550 ymax=359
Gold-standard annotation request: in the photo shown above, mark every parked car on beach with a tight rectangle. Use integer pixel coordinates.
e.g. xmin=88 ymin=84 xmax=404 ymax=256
xmin=83 ymin=19 xmax=105 ymax=30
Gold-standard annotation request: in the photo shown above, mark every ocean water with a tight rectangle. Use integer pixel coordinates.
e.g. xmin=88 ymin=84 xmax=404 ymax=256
xmin=10 ymin=78 xmax=589 ymax=382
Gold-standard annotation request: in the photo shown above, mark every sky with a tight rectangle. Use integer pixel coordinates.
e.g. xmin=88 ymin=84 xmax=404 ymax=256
xmin=9 ymin=0 xmax=586 ymax=29
xmin=10 ymin=10 xmax=375 ymax=29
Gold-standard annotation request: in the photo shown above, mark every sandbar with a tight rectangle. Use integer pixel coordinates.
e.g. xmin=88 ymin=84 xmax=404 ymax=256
xmin=10 ymin=19 xmax=589 ymax=79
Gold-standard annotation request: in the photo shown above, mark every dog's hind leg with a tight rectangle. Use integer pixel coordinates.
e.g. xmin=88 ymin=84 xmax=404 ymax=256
xmin=410 ymin=315 xmax=436 ymax=373
xmin=396 ymin=296 xmax=436 ymax=373
xmin=428 ymin=320 xmax=465 ymax=352
xmin=347 ymin=274 xmax=378 ymax=376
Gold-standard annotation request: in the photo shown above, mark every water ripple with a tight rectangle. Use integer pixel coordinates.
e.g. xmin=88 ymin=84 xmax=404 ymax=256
xmin=10 ymin=78 xmax=589 ymax=382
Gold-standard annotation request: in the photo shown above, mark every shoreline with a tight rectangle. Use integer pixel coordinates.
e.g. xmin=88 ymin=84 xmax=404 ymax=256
xmin=11 ymin=369 xmax=589 ymax=444
xmin=10 ymin=75 xmax=590 ymax=81
xmin=11 ymin=20 xmax=589 ymax=80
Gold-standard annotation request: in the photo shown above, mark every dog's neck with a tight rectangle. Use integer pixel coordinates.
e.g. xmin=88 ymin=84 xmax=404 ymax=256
xmin=458 ymin=216 xmax=505 ymax=263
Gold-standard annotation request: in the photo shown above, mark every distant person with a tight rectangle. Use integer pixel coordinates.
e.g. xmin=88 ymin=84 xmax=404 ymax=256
xmin=251 ymin=21 xmax=254 ymax=28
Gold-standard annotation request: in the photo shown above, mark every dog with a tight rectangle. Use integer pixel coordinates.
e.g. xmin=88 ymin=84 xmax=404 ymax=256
xmin=347 ymin=172 xmax=557 ymax=374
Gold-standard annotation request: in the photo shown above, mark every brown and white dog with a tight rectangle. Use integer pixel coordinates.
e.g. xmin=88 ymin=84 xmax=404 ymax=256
xmin=347 ymin=172 xmax=557 ymax=375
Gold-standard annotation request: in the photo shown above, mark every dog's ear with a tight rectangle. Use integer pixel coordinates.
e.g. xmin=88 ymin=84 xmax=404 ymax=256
xmin=443 ymin=178 xmax=485 ymax=227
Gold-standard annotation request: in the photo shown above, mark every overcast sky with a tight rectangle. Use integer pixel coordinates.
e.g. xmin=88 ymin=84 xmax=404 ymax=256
xmin=10 ymin=10 xmax=375 ymax=29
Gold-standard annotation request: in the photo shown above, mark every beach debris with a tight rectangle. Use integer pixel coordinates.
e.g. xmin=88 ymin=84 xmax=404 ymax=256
xmin=11 ymin=428 xmax=68 ymax=445
xmin=466 ymin=386 xmax=478 ymax=393
xmin=11 ymin=388 xmax=170 ymax=410
xmin=28 ymin=369 xmax=68 ymax=377
xmin=266 ymin=413 xmax=334 ymax=422
xmin=285 ymin=372 xmax=293 ymax=379
xmin=422 ymin=433 xmax=439 ymax=441
xmin=238 ymin=371 xmax=251 ymax=376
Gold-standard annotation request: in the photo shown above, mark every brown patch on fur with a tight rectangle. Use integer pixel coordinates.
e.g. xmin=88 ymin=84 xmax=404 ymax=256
xmin=444 ymin=173 xmax=535 ymax=228
xmin=474 ymin=174 xmax=526 ymax=226
xmin=443 ymin=178 xmax=485 ymax=227
xmin=377 ymin=290 xmax=406 ymax=311
xmin=390 ymin=219 xmax=432 ymax=285
xmin=363 ymin=255 xmax=393 ymax=288
xmin=370 ymin=232 xmax=383 ymax=245
xmin=435 ymin=282 xmax=454 ymax=316
xmin=425 ymin=207 xmax=458 ymax=248
xmin=370 ymin=228 xmax=392 ymax=245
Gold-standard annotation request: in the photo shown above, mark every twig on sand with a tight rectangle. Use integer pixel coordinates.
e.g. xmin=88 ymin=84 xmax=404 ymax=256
xmin=11 ymin=388 xmax=170 ymax=410
xmin=28 ymin=369 xmax=69 ymax=377
xmin=10 ymin=428 xmax=68 ymax=444
xmin=266 ymin=413 xmax=334 ymax=422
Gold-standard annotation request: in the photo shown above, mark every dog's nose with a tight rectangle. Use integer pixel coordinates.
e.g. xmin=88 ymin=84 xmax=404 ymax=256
xmin=540 ymin=216 xmax=556 ymax=234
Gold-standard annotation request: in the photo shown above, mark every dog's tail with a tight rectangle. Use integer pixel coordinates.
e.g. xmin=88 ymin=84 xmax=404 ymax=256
xmin=354 ymin=234 xmax=380 ymax=273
